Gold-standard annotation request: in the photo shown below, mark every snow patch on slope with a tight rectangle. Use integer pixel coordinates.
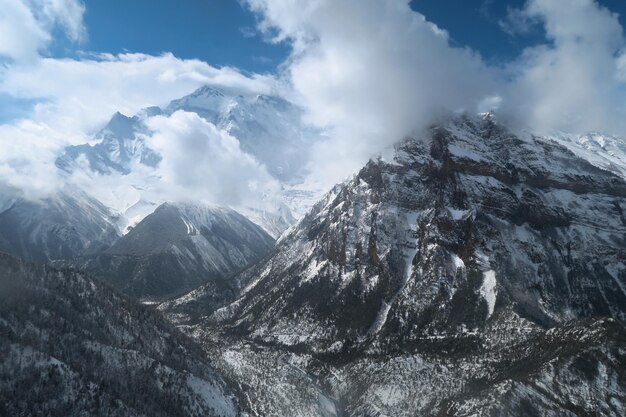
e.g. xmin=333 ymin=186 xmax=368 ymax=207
xmin=366 ymin=211 xmax=420 ymax=337
xmin=451 ymin=254 xmax=465 ymax=270
xmin=186 ymin=375 xmax=236 ymax=417
xmin=480 ymin=270 xmax=497 ymax=319
xmin=547 ymin=132 xmax=626 ymax=179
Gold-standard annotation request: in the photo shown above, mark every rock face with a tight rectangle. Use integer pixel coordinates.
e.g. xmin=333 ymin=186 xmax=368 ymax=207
xmin=0 ymin=190 xmax=120 ymax=263
xmin=72 ymin=202 xmax=275 ymax=300
xmin=164 ymin=115 xmax=626 ymax=416
xmin=202 ymin=115 xmax=626 ymax=347
xmin=0 ymin=252 xmax=239 ymax=417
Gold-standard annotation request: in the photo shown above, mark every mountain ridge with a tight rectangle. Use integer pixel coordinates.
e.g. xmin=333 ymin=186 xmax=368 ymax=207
xmin=65 ymin=201 xmax=275 ymax=300
xmin=158 ymin=114 xmax=626 ymax=416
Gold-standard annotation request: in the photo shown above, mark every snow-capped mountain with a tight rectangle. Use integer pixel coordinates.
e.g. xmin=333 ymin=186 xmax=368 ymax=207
xmin=67 ymin=202 xmax=274 ymax=300
xmin=165 ymin=85 xmax=319 ymax=183
xmin=0 ymin=252 xmax=240 ymax=417
xmin=57 ymin=85 xmax=319 ymax=184
xmin=547 ymin=130 xmax=626 ymax=180
xmin=55 ymin=85 xmax=322 ymax=237
xmin=188 ymin=115 xmax=626 ymax=345
xmin=162 ymin=115 xmax=626 ymax=416
xmin=0 ymin=188 xmax=120 ymax=262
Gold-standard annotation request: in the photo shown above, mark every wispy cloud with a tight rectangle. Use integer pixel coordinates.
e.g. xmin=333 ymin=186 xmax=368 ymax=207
xmin=239 ymin=25 xmax=257 ymax=38
xmin=498 ymin=6 xmax=537 ymax=36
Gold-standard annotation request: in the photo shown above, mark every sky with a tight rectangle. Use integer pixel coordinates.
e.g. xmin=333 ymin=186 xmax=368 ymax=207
xmin=2 ymin=0 xmax=626 ymax=212
xmin=76 ymin=0 xmax=290 ymax=73
xmin=413 ymin=0 xmax=626 ymax=62
xmin=36 ymin=1 xmax=626 ymax=72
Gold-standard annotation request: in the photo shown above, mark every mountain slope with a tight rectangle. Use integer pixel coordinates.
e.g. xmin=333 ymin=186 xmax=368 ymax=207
xmin=72 ymin=202 xmax=274 ymax=300
xmin=0 ymin=252 xmax=239 ymax=417
xmin=0 ymin=189 xmax=120 ymax=263
xmin=162 ymin=115 xmax=626 ymax=416
xmin=202 ymin=115 xmax=626 ymax=347
xmin=547 ymin=131 xmax=626 ymax=180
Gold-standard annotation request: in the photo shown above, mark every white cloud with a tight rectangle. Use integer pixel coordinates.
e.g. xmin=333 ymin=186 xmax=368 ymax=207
xmin=0 ymin=0 xmax=86 ymax=63
xmin=500 ymin=0 xmax=626 ymax=134
xmin=0 ymin=120 xmax=65 ymax=199
xmin=0 ymin=0 xmax=50 ymax=63
xmin=246 ymin=0 xmax=497 ymax=187
xmin=146 ymin=111 xmax=281 ymax=208
xmin=0 ymin=53 xmax=274 ymax=137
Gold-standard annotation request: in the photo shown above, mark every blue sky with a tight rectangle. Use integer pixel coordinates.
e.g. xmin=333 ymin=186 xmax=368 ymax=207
xmin=414 ymin=0 xmax=626 ymax=62
xmin=50 ymin=0 xmax=290 ymax=73
xmin=42 ymin=0 xmax=626 ymax=73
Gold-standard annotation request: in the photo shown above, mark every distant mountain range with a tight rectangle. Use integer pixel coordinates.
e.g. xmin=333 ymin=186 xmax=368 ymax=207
xmin=0 ymin=85 xmax=316 ymax=301
xmin=56 ymin=85 xmax=322 ymax=236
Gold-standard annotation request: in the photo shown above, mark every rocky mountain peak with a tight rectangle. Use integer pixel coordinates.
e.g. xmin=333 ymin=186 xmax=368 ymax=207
xmin=177 ymin=115 xmax=626 ymax=355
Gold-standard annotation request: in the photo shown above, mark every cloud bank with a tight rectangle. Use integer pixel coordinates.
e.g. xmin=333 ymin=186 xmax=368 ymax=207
xmin=247 ymin=0 xmax=498 ymax=185
xmin=0 ymin=53 xmax=274 ymax=136
xmin=3 ymin=0 xmax=626 ymax=218
xmin=248 ymin=0 xmax=626 ymax=185
xmin=147 ymin=111 xmax=281 ymax=208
